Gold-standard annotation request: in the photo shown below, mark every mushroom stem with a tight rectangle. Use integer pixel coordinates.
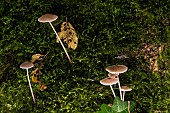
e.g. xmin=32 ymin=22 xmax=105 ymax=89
xmin=109 ymin=85 xmax=116 ymax=97
xmin=128 ymin=101 xmax=130 ymax=113
xmin=117 ymin=80 xmax=122 ymax=100
xmin=26 ymin=68 xmax=36 ymax=103
xmin=122 ymin=91 xmax=125 ymax=101
xmin=49 ymin=22 xmax=73 ymax=63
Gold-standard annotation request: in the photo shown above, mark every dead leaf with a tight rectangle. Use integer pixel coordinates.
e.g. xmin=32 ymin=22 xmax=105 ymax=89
xmin=31 ymin=54 xmax=44 ymax=62
xmin=32 ymin=75 xmax=39 ymax=83
xmin=31 ymin=68 xmax=39 ymax=77
xmin=57 ymin=22 xmax=78 ymax=50
xmin=137 ymin=43 xmax=164 ymax=73
xmin=39 ymin=83 xmax=47 ymax=91
xmin=108 ymin=103 xmax=113 ymax=107
xmin=153 ymin=59 xmax=159 ymax=72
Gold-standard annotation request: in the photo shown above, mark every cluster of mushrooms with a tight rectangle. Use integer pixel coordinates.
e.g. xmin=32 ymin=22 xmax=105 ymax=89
xmin=100 ymin=65 xmax=132 ymax=101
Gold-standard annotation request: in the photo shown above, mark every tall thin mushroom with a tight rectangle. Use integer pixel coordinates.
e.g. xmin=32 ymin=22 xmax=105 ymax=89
xmin=38 ymin=14 xmax=73 ymax=63
xmin=20 ymin=61 xmax=35 ymax=103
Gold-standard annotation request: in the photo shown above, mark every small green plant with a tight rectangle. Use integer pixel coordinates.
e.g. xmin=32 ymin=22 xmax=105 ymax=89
xmin=97 ymin=97 xmax=135 ymax=113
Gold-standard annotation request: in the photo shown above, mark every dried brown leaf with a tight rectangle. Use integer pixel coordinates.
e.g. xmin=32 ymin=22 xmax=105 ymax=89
xmin=31 ymin=75 xmax=39 ymax=83
xmin=39 ymin=83 xmax=47 ymax=91
xmin=57 ymin=22 xmax=78 ymax=50
xmin=137 ymin=43 xmax=165 ymax=73
xmin=153 ymin=60 xmax=159 ymax=72
xmin=108 ymin=103 xmax=113 ymax=107
xmin=31 ymin=68 xmax=39 ymax=77
xmin=31 ymin=54 xmax=44 ymax=62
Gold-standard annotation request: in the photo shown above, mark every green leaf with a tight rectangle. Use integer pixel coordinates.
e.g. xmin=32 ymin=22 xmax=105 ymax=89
xmin=111 ymin=97 xmax=135 ymax=113
xmin=96 ymin=97 xmax=135 ymax=113
xmin=97 ymin=104 xmax=111 ymax=113
xmin=111 ymin=97 xmax=128 ymax=112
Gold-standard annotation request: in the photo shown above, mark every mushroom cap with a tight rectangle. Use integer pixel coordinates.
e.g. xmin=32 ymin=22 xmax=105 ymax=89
xmin=121 ymin=86 xmax=132 ymax=91
xmin=20 ymin=61 xmax=34 ymax=69
xmin=106 ymin=65 xmax=128 ymax=74
xmin=38 ymin=14 xmax=58 ymax=23
xmin=108 ymin=73 xmax=119 ymax=78
xmin=100 ymin=77 xmax=119 ymax=85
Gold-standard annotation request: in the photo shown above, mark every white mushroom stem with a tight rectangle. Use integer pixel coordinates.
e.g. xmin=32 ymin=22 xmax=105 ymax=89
xmin=128 ymin=101 xmax=130 ymax=113
xmin=49 ymin=22 xmax=73 ymax=63
xmin=115 ymin=74 xmax=122 ymax=100
xmin=117 ymin=79 xmax=122 ymax=100
xmin=109 ymin=85 xmax=116 ymax=97
xmin=26 ymin=68 xmax=35 ymax=103
xmin=122 ymin=91 xmax=125 ymax=101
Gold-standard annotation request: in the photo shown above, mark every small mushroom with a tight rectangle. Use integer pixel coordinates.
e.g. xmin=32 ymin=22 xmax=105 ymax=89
xmin=106 ymin=65 xmax=128 ymax=74
xmin=100 ymin=77 xmax=119 ymax=97
xmin=38 ymin=14 xmax=73 ymax=63
xmin=121 ymin=86 xmax=132 ymax=101
xmin=20 ymin=61 xmax=35 ymax=103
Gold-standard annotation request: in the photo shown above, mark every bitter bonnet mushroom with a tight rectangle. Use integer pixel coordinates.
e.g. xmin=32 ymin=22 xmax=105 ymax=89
xmin=20 ymin=61 xmax=35 ymax=103
xmin=38 ymin=14 xmax=73 ymax=63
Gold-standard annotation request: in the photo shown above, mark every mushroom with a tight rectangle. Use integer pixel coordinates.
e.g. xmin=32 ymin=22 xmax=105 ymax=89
xmin=38 ymin=14 xmax=73 ymax=63
xmin=106 ymin=65 xmax=128 ymax=100
xmin=100 ymin=77 xmax=119 ymax=97
xmin=107 ymin=73 xmax=119 ymax=90
xmin=106 ymin=65 xmax=128 ymax=74
xmin=20 ymin=61 xmax=35 ymax=103
xmin=121 ymin=86 xmax=132 ymax=101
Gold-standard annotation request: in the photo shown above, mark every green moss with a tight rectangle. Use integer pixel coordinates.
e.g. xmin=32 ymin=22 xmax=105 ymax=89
xmin=0 ymin=0 xmax=170 ymax=112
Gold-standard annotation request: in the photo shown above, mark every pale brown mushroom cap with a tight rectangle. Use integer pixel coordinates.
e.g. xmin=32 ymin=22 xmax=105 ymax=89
xmin=38 ymin=14 xmax=58 ymax=23
xmin=106 ymin=65 xmax=128 ymax=74
xmin=100 ymin=77 xmax=119 ymax=85
xmin=20 ymin=61 xmax=34 ymax=69
xmin=121 ymin=86 xmax=132 ymax=91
